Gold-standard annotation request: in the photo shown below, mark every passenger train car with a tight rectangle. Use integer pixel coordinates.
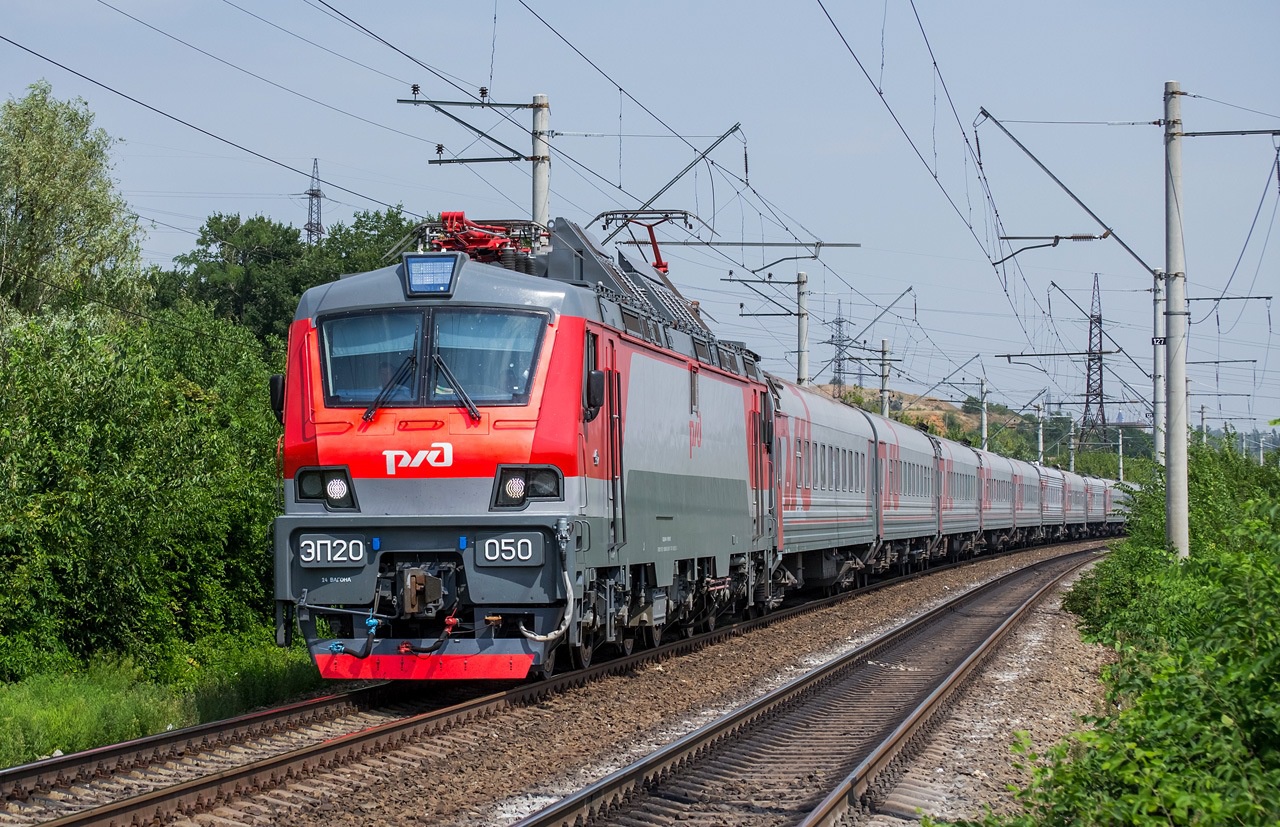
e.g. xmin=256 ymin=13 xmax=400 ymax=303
xmin=270 ymin=213 xmax=1127 ymax=681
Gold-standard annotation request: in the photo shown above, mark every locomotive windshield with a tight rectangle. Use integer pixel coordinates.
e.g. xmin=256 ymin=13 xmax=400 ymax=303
xmin=318 ymin=308 xmax=546 ymax=409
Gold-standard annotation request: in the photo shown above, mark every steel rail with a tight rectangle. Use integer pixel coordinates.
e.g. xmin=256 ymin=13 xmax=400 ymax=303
xmin=0 ymin=684 xmax=394 ymax=802
xmin=799 ymin=551 xmax=1097 ymax=825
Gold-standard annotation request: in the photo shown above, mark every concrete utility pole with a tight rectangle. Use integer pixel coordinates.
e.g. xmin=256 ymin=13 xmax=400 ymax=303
xmin=1035 ymin=404 xmax=1045 ymax=464
xmin=1119 ymin=428 xmax=1125 ymax=482
xmin=1165 ymin=81 xmax=1190 ymax=560
xmin=1069 ymin=418 xmax=1076 ymax=473
xmin=531 ymin=94 xmax=550 ymax=235
xmin=1153 ymin=269 xmax=1166 ymax=464
xmin=980 ymin=377 xmax=989 ymax=451
xmin=880 ymin=339 xmax=890 ymax=416
xmin=797 ymin=272 xmax=810 ymax=387
xmin=403 ymin=91 xmax=553 ymax=237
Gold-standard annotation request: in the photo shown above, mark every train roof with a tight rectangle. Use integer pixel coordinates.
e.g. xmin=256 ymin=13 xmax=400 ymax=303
xmin=294 ymin=216 xmax=765 ymax=380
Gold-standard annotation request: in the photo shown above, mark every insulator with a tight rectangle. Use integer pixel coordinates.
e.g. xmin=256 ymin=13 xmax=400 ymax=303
xmin=479 ymin=86 xmax=488 ymax=100
xmin=500 ymin=248 xmax=517 ymax=270
xmin=436 ymin=144 xmax=444 ymax=155
xmin=411 ymin=83 xmax=421 ymax=96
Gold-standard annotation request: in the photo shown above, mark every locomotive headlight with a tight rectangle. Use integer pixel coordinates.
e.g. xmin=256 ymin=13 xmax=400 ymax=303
xmin=295 ymin=467 xmax=357 ymax=510
xmin=503 ymin=475 xmax=527 ymax=501
xmin=326 ymin=477 xmax=350 ymax=501
xmin=322 ymin=469 xmax=356 ymax=509
xmin=298 ymin=471 xmax=325 ymax=499
xmin=527 ymin=468 xmax=560 ymax=498
xmin=493 ymin=466 xmax=562 ymax=509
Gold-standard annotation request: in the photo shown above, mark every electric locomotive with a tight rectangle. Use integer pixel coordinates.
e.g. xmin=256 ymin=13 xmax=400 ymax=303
xmin=271 ymin=214 xmax=775 ymax=679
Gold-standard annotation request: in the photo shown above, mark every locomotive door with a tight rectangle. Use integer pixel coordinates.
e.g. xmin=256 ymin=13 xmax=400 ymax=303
xmin=604 ymin=337 xmax=626 ymax=551
xmin=750 ymin=388 xmax=774 ymax=541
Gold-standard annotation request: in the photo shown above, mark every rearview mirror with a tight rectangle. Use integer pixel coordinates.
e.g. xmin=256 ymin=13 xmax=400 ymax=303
xmin=269 ymin=374 xmax=285 ymax=424
xmin=586 ymin=369 xmax=606 ymax=409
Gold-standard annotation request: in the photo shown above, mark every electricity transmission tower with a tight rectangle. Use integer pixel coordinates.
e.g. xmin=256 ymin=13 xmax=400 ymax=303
xmin=826 ymin=300 xmax=855 ymax=397
xmin=1080 ymin=273 xmax=1106 ymax=442
xmin=304 ymin=158 xmax=324 ymax=245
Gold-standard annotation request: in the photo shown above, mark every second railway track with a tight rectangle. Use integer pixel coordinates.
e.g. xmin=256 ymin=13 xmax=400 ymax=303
xmin=513 ymin=549 xmax=1096 ymax=827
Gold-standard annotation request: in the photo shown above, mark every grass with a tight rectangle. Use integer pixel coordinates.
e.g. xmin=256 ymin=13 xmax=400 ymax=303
xmin=0 ymin=635 xmax=322 ymax=768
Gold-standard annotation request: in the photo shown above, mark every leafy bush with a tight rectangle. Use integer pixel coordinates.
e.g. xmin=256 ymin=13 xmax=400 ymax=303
xmin=159 ymin=630 xmax=322 ymax=722
xmin=0 ymin=635 xmax=322 ymax=766
xmin=0 ymin=303 xmax=280 ymax=680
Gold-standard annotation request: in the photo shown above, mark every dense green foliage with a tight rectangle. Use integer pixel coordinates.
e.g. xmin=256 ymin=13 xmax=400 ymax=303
xmin=0 ymin=641 xmax=320 ymax=767
xmin=0 ymin=303 xmax=281 ymax=680
xmin=0 ymin=659 xmax=185 ymax=767
xmin=946 ymin=439 xmax=1280 ymax=826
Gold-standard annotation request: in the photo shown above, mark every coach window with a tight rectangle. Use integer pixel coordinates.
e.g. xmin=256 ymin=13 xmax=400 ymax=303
xmin=795 ymin=441 xmax=802 ymax=491
xmin=689 ymin=366 xmax=699 ymax=414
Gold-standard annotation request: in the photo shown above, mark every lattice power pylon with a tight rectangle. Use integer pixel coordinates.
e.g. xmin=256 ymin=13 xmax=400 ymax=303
xmin=1080 ymin=273 xmax=1106 ymax=442
xmin=827 ymin=299 xmax=853 ymax=398
xmin=304 ymin=158 xmax=324 ymax=245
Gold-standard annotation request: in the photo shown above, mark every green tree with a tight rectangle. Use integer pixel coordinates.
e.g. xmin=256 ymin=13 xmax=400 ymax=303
xmin=154 ymin=207 xmax=421 ymax=344
xmin=0 ymin=81 xmax=144 ymax=314
xmin=302 ymin=206 xmax=420 ymax=288
xmin=161 ymin=214 xmax=305 ymax=342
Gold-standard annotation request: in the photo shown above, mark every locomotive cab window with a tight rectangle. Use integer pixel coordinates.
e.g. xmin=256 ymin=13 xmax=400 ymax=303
xmin=319 ymin=310 xmax=422 ymax=405
xmin=318 ymin=308 xmax=547 ymax=409
xmin=428 ymin=309 xmax=545 ymax=404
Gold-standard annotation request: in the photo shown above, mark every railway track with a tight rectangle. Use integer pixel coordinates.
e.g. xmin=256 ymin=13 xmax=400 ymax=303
xmin=0 ymin=541 xmax=1103 ymax=827
xmin=511 ymin=549 xmax=1095 ymax=827
xmin=0 ymin=682 xmax=487 ymax=827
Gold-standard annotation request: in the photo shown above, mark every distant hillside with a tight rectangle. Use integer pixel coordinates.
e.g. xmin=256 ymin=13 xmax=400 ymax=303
xmin=813 ymin=384 xmax=1030 ymax=437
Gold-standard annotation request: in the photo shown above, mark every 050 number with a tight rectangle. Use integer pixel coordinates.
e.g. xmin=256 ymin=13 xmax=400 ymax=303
xmin=482 ymin=536 xmax=534 ymax=562
xmin=299 ymin=537 xmax=366 ymax=565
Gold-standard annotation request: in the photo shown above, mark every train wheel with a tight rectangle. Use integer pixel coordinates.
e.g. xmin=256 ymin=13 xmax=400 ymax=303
xmin=570 ymin=636 xmax=595 ymax=670
xmin=613 ymin=631 xmax=635 ymax=657
xmin=702 ymin=611 xmax=717 ymax=633
xmin=639 ymin=623 xmax=663 ymax=649
xmin=534 ymin=645 xmax=559 ymax=680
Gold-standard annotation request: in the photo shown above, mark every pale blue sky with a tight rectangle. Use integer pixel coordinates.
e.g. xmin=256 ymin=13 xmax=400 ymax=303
xmin=4 ymin=1 xmax=1277 ymax=435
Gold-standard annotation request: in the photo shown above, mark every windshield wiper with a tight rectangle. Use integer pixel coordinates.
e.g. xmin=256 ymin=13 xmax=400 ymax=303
xmin=432 ymin=353 xmax=482 ymax=422
xmin=363 ymin=352 xmax=417 ymax=422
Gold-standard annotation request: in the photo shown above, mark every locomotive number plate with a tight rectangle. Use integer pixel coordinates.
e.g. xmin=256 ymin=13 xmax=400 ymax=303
xmin=475 ymin=532 xmax=544 ymax=567
xmin=298 ymin=533 xmax=369 ymax=568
